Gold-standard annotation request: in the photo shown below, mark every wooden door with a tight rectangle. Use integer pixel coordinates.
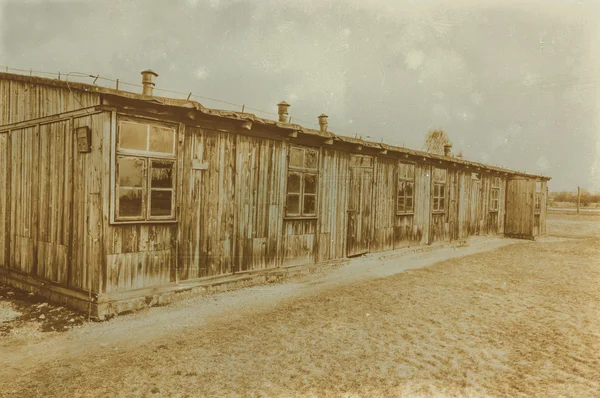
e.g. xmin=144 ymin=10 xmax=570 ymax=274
xmin=347 ymin=156 xmax=374 ymax=257
xmin=448 ymin=171 xmax=460 ymax=241
xmin=470 ymin=178 xmax=481 ymax=235
xmin=505 ymin=178 xmax=535 ymax=239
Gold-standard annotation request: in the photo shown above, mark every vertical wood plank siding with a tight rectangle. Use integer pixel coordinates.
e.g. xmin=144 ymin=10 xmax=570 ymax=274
xmin=372 ymin=157 xmax=395 ymax=252
xmin=0 ymin=78 xmax=100 ymax=126
xmin=540 ymin=181 xmax=548 ymax=235
xmin=0 ymin=76 xmax=549 ymax=300
xmin=0 ymin=132 xmax=8 ymax=267
xmin=505 ymin=178 xmax=535 ymax=238
xmin=178 ymin=127 xmax=284 ymax=281
xmin=1 ymin=112 xmax=110 ymax=293
xmin=413 ymin=163 xmax=431 ymax=245
xmin=317 ymin=149 xmax=349 ymax=262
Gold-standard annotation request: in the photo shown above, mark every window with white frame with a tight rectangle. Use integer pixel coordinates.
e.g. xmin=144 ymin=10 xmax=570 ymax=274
xmin=432 ymin=167 xmax=446 ymax=213
xmin=114 ymin=118 xmax=177 ymax=222
xmin=490 ymin=177 xmax=500 ymax=211
xmin=286 ymin=146 xmax=318 ymax=217
xmin=397 ymin=162 xmax=415 ymax=214
xmin=535 ymin=181 xmax=542 ymax=213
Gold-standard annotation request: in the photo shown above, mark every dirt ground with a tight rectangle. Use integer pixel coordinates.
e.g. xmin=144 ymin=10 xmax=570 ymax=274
xmin=1 ymin=213 xmax=599 ymax=397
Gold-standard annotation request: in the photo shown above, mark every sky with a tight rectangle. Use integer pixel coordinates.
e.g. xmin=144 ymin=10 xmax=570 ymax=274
xmin=0 ymin=0 xmax=599 ymax=192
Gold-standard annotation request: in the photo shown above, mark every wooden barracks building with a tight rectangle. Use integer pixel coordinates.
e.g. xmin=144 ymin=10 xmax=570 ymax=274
xmin=0 ymin=70 xmax=549 ymax=317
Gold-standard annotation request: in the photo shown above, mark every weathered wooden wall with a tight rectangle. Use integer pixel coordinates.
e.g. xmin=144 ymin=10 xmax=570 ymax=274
xmin=0 ymin=112 xmax=110 ymax=293
xmin=7 ymin=125 xmax=37 ymax=275
xmin=0 ymin=132 xmax=8 ymax=267
xmin=413 ymin=163 xmax=432 ymax=245
xmin=0 ymin=76 xmax=100 ymax=125
xmin=0 ymin=94 xmax=549 ymax=302
xmin=104 ymin=224 xmax=175 ymax=293
xmin=317 ymin=148 xmax=349 ymax=262
xmin=372 ymin=157 xmax=396 ymax=252
xmin=539 ymin=181 xmax=548 ymax=235
xmin=430 ymin=163 xmax=449 ymax=245
xmin=179 ymin=127 xmax=236 ymax=279
xmin=178 ymin=126 xmax=288 ymax=281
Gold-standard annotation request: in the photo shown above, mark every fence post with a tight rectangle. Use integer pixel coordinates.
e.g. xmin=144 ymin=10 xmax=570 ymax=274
xmin=577 ymin=186 xmax=580 ymax=214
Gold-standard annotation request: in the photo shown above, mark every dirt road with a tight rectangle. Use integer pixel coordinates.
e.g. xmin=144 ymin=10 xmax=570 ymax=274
xmin=1 ymin=214 xmax=599 ymax=397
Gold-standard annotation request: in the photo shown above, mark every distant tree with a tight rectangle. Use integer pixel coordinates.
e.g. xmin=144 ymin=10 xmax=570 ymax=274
xmin=424 ymin=129 xmax=451 ymax=155
xmin=455 ymin=151 xmax=464 ymax=159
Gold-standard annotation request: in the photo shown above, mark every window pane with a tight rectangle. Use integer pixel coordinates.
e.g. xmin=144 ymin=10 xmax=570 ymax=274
xmin=151 ymin=161 xmax=174 ymax=188
xmin=118 ymin=188 xmax=143 ymax=217
xmin=433 ymin=198 xmax=439 ymax=210
xmin=399 ymin=163 xmax=414 ymax=179
xmin=303 ymin=195 xmax=316 ymax=215
xmin=304 ymin=173 xmax=317 ymax=194
xmin=406 ymin=198 xmax=413 ymax=212
xmin=398 ymin=181 xmax=405 ymax=197
xmin=305 ymin=149 xmax=318 ymax=169
xmin=397 ymin=197 xmax=405 ymax=212
xmin=287 ymin=172 xmax=301 ymax=194
xmin=434 ymin=168 xmax=446 ymax=182
xmin=119 ymin=122 xmax=147 ymax=151
xmin=286 ymin=194 xmax=300 ymax=214
xmin=434 ymin=184 xmax=439 ymax=197
xmin=406 ymin=182 xmax=413 ymax=197
xmin=150 ymin=190 xmax=173 ymax=217
xmin=289 ymin=148 xmax=304 ymax=168
xmin=350 ymin=156 xmax=361 ymax=167
xmin=149 ymin=125 xmax=175 ymax=154
xmin=118 ymin=157 xmax=144 ymax=187
xmin=439 ymin=185 xmax=445 ymax=198
xmin=407 ymin=164 xmax=415 ymax=179
xmin=440 ymin=198 xmax=445 ymax=209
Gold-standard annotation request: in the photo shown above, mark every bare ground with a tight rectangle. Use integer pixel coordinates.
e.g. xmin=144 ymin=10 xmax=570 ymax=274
xmin=1 ymin=214 xmax=599 ymax=397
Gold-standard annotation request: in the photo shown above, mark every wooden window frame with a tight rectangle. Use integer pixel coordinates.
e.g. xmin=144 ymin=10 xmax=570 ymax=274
xmin=397 ymin=162 xmax=415 ymax=215
xmin=432 ymin=167 xmax=447 ymax=213
xmin=490 ymin=177 xmax=500 ymax=212
xmin=285 ymin=145 xmax=319 ymax=219
xmin=112 ymin=117 xmax=178 ymax=224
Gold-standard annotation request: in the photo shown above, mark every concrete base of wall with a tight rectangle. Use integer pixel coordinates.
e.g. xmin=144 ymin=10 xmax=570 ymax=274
xmin=95 ymin=259 xmax=348 ymax=319
xmin=0 ymin=259 xmax=347 ymax=320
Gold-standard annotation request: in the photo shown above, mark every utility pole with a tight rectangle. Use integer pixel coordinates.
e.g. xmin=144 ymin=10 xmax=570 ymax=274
xmin=577 ymin=186 xmax=580 ymax=214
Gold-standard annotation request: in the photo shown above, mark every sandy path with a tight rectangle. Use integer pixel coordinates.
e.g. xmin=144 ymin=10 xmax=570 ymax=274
xmin=0 ymin=237 xmax=522 ymax=368
xmin=1 ymin=215 xmax=598 ymax=397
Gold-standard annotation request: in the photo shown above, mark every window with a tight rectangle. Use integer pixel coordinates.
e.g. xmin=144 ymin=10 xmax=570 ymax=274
xmin=490 ymin=177 xmax=500 ymax=212
xmin=535 ymin=181 xmax=542 ymax=213
xmin=114 ymin=119 xmax=177 ymax=222
xmin=397 ymin=162 xmax=415 ymax=214
xmin=432 ymin=167 xmax=446 ymax=213
xmin=286 ymin=146 xmax=318 ymax=217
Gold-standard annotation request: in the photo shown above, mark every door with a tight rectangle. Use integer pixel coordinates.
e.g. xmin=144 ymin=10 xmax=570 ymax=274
xmin=448 ymin=171 xmax=459 ymax=241
xmin=469 ymin=177 xmax=481 ymax=235
xmin=505 ymin=178 xmax=535 ymax=239
xmin=347 ymin=155 xmax=374 ymax=257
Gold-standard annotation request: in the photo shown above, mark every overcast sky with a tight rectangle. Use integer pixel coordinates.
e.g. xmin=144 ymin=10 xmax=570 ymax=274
xmin=1 ymin=0 xmax=599 ymax=191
